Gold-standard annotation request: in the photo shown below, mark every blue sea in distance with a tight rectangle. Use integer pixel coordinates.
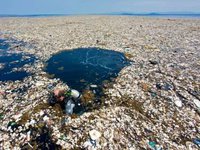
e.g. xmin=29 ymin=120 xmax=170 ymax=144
xmin=0 ymin=14 xmax=68 ymax=18
xmin=122 ymin=14 xmax=200 ymax=19
xmin=0 ymin=14 xmax=200 ymax=19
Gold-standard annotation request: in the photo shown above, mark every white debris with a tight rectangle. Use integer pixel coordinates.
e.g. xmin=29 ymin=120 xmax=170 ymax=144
xmin=13 ymin=114 xmax=22 ymax=122
xmin=39 ymin=110 xmax=45 ymax=116
xmin=90 ymin=84 xmax=98 ymax=88
xmin=35 ymin=81 xmax=44 ymax=87
xmin=174 ymin=100 xmax=182 ymax=108
xmin=194 ymin=99 xmax=200 ymax=108
xmin=89 ymin=129 xmax=101 ymax=141
xmin=43 ymin=115 xmax=49 ymax=122
xmin=29 ymin=119 xmax=36 ymax=126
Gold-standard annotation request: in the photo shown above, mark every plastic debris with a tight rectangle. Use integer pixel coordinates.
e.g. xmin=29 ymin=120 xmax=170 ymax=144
xmin=149 ymin=60 xmax=158 ymax=65
xmin=65 ymin=99 xmax=75 ymax=115
xmin=39 ymin=110 xmax=45 ymax=116
xmin=156 ymin=83 xmax=172 ymax=91
xmin=29 ymin=119 xmax=36 ymax=126
xmin=90 ymin=84 xmax=98 ymax=88
xmin=71 ymin=89 xmax=81 ymax=99
xmin=26 ymin=131 xmax=31 ymax=141
xmin=83 ymin=140 xmax=94 ymax=148
xmin=148 ymin=141 xmax=162 ymax=150
xmin=163 ymin=83 xmax=173 ymax=91
xmin=7 ymin=121 xmax=19 ymax=130
xmin=35 ymin=81 xmax=44 ymax=87
xmin=0 ymin=113 xmax=4 ymax=120
xmin=47 ymin=84 xmax=54 ymax=90
xmin=13 ymin=114 xmax=22 ymax=122
xmin=90 ymin=139 xmax=97 ymax=147
xmin=148 ymin=141 xmax=156 ymax=149
xmin=84 ymin=138 xmax=97 ymax=149
xmin=174 ymin=99 xmax=182 ymax=107
xmin=59 ymin=135 xmax=68 ymax=141
xmin=193 ymin=138 xmax=200 ymax=147
xmin=43 ymin=115 xmax=50 ymax=122
xmin=89 ymin=129 xmax=101 ymax=141
xmin=61 ymin=117 xmax=68 ymax=126
xmin=150 ymin=92 xmax=157 ymax=97
xmin=194 ymin=99 xmax=200 ymax=108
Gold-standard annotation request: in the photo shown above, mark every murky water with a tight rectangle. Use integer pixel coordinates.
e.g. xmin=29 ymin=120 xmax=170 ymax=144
xmin=46 ymin=48 xmax=130 ymax=92
xmin=0 ymin=39 xmax=35 ymax=81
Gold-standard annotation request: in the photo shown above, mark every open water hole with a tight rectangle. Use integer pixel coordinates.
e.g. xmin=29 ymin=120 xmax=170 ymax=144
xmin=45 ymin=47 xmax=131 ymax=113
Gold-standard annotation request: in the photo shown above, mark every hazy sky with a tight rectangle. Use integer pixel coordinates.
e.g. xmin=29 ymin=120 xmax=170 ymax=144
xmin=0 ymin=0 xmax=200 ymax=15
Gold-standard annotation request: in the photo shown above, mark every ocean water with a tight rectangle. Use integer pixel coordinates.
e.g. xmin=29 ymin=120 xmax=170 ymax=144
xmin=45 ymin=48 xmax=131 ymax=92
xmin=45 ymin=48 xmax=131 ymax=114
xmin=0 ymin=39 xmax=35 ymax=81
xmin=0 ymin=14 xmax=200 ymax=19
xmin=0 ymin=39 xmax=9 ymax=50
xmin=119 ymin=13 xmax=200 ymax=19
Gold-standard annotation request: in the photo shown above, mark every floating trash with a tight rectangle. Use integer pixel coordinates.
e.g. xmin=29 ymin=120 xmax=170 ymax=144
xmin=174 ymin=99 xmax=182 ymax=107
xmin=148 ymin=141 xmax=156 ymax=149
xmin=84 ymin=129 xmax=101 ymax=149
xmin=194 ymin=99 xmax=200 ymax=108
xmin=148 ymin=141 xmax=162 ymax=150
xmin=89 ymin=129 xmax=101 ymax=141
xmin=193 ymin=138 xmax=200 ymax=147
xmin=65 ymin=99 xmax=75 ymax=115
xmin=7 ymin=121 xmax=19 ymax=131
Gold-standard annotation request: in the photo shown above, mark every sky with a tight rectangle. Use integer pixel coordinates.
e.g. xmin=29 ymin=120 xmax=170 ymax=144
xmin=0 ymin=0 xmax=200 ymax=15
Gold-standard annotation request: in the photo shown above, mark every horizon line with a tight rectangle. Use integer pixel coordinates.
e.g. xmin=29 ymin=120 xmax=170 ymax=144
xmin=1 ymin=12 xmax=200 ymax=16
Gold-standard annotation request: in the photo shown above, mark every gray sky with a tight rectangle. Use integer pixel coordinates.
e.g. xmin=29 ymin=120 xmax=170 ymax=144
xmin=0 ymin=0 xmax=200 ymax=14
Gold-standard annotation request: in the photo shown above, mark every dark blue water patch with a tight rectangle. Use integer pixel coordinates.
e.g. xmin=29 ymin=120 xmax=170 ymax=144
xmin=0 ymin=39 xmax=36 ymax=81
xmin=0 ymin=39 xmax=9 ymax=50
xmin=45 ymin=48 xmax=130 ymax=92
xmin=0 ymin=53 xmax=35 ymax=81
xmin=0 ymin=71 xmax=29 ymax=81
